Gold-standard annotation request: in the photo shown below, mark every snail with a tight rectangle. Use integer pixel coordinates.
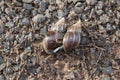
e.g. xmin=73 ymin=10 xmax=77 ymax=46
xmin=42 ymin=18 xmax=66 ymax=54
xmin=53 ymin=19 xmax=82 ymax=52
xmin=63 ymin=19 xmax=82 ymax=51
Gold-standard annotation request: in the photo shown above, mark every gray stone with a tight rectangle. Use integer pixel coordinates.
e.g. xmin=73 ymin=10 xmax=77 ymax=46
xmin=23 ymin=3 xmax=34 ymax=10
xmin=67 ymin=72 xmax=75 ymax=79
xmin=0 ymin=26 xmax=4 ymax=34
xmin=29 ymin=56 xmax=36 ymax=63
xmin=117 ymin=11 xmax=120 ymax=18
xmin=100 ymin=77 xmax=110 ymax=80
xmin=36 ymin=67 xmax=41 ymax=73
xmin=5 ymin=8 xmax=15 ymax=16
xmin=116 ymin=30 xmax=120 ymax=37
xmin=0 ymin=75 xmax=4 ymax=80
xmin=27 ymin=32 xmax=33 ymax=41
xmin=103 ymin=61 xmax=112 ymax=67
xmin=40 ymin=26 xmax=47 ymax=34
xmin=86 ymin=0 xmax=97 ymax=5
xmin=34 ymin=0 xmax=40 ymax=4
xmin=102 ymin=66 xmax=113 ymax=74
xmin=96 ymin=1 xmax=104 ymax=9
xmin=32 ymin=14 xmax=46 ymax=23
xmin=6 ymin=67 xmax=14 ymax=74
xmin=67 ymin=0 xmax=73 ymax=3
xmin=96 ymin=10 xmax=103 ymax=15
xmin=13 ymin=64 xmax=20 ymax=71
xmin=5 ymin=22 xmax=14 ymax=28
xmin=6 ymin=59 xmax=13 ymax=66
xmin=49 ymin=0 xmax=56 ymax=4
xmin=57 ymin=10 xmax=64 ymax=18
xmin=5 ymin=32 xmax=14 ymax=41
xmin=21 ymin=18 xmax=30 ymax=25
xmin=116 ymin=0 xmax=120 ymax=4
xmin=0 ymin=57 xmax=3 ymax=64
xmin=106 ymin=23 xmax=113 ymax=31
xmin=25 ymin=47 xmax=32 ymax=53
xmin=22 ymin=0 xmax=33 ymax=3
xmin=48 ymin=5 xmax=56 ymax=11
xmin=13 ymin=0 xmax=22 ymax=6
xmin=45 ymin=9 xmax=51 ymax=18
xmin=0 ymin=63 xmax=5 ymax=71
xmin=100 ymin=14 xmax=109 ymax=23
xmin=81 ymin=14 xmax=88 ymax=21
xmin=32 ymin=9 xmax=38 ymax=16
xmin=39 ymin=1 xmax=49 ymax=11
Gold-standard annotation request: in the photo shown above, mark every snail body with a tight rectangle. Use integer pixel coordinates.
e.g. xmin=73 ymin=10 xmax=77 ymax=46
xmin=42 ymin=31 xmax=59 ymax=54
xmin=42 ymin=18 xmax=65 ymax=54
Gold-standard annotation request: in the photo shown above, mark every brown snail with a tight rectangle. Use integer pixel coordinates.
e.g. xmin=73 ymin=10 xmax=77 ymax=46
xmin=53 ymin=20 xmax=82 ymax=53
xmin=42 ymin=18 xmax=66 ymax=54
xmin=63 ymin=19 xmax=82 ymax=51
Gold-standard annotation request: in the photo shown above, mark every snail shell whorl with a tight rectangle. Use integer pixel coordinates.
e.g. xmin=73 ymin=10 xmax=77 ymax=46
xmin=63 ymin=20 xmax=82 ymax=51
xmin=67 ymin=19 xmax=81 ymax=32
xmin=63 ymin=32 xmax=81 ymax=51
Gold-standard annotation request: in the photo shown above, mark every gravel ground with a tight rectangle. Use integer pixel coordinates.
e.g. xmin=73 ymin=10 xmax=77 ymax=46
xmin=0 ymin=0 xmax=120 ymax=80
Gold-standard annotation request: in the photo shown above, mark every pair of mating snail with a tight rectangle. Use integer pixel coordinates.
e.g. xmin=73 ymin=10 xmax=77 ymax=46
xmin=41 ymin=18 xmax=82 ymax=54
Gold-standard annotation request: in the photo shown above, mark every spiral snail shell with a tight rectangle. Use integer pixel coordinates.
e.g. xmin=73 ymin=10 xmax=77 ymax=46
xmin=42 ymin=18 xmax=65 ymax=54
xmin=63 ymin=20 xmax=82 ymax=51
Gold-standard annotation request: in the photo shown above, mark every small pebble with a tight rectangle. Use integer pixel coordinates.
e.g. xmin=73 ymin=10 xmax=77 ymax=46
xmin=20 ymin=52 xmax=27 ymax=61
xmin=115 ymin=30 xmax=120 ymax=37
xmin=45 ymin=9 xmax=51 ymax=18
xmin=5 ymin=67 xmax=14 ymax=74
xmin=34 ymin=0 xmax=40 ymax=4
xmin=5 ymin=22 xmax=14 ymax=28
xmin=32 ymin=9 xmax=38 ymax=16
xmin=0 ymin=26 xmax=4 ymax=34
xmin=32 ymin=14 xmax=46 ymax=23
xmin=100 ymin=77 xmax=110 ymax=80
xmin=5 ymin=32 xmax=14 ymax=41
xmin=29 ymin=56 xmax=36 ymax=63
xmin=22 ymin=0 xmax=33 ymax=3
xmin=102 ymin=66 xmax=113 ymax=74
xmin=86 ymin=0 xmax=97 ymax=5
xmin=0 ymin=63 xmax=5 ymax=71
xmin=100 ymin=14 xmax=109 ymax=23
xmin=13 ymin=64 xmax=20 ymax=71
xmin=80 ymin=36 xmax=89 ymax=45
xmin=39 ymin=1 xmax=49 ymax=11
xmin=103 ymin=61 xmax=112 ymax=67
xmin=95 ymin=39 xmax=105 ymax=47
xmin=0 ymin=75 xmax=4 ymax=80
xmin=96 ymin=1 xmax=104 ymax=9
xmin=36 ymin=67 xmax=41 ymax=73
xmin=21 ymin=18 xmax=30 ymax=25
xmin=96 ymin=10 xmax=103 ymax=15
xmin=25 ymin=47 xmax=32 ymax=53
xmin=67 ymin=72 xmax=75 ymax=79
xmin=23 ymin=3 xmax=34 ymax=10
xmin=49 ymin=0 xmax=56 ymax=4
xmin=57 ymin=10 xmax=64 ymax=18
xmin=0 ymin=57 xmax=3 ymax=64
xmin=56 ymin=0 xmax=64 ymax=9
